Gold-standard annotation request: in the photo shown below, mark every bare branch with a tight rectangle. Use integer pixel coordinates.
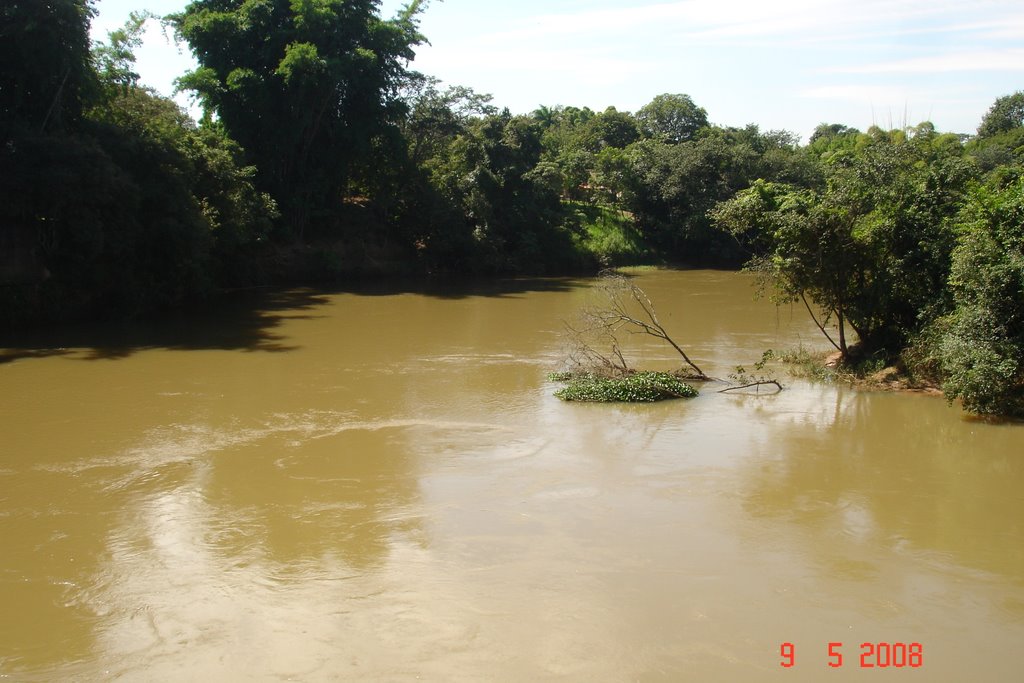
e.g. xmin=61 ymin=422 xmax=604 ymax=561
xmin=800 ymin=291 xmax=841 ymax=353
xmin=558 ymin=271 xmax=781 ymax=400
xmin=562 ymin=320 xmax=630 ymax=377
xmin=718 ymin=380 xmax=783 ymax=394
xmin=559 ymin=271 xmax=709 ymax=382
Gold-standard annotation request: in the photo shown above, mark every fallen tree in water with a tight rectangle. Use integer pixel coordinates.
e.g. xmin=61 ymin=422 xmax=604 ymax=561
xmin=573 ymin=271 xmax=707 ymax=380
xmin=553 ymin=271 xmax=781 ymax=402
xmin=719 ymin=350 xmax=783 ymax=394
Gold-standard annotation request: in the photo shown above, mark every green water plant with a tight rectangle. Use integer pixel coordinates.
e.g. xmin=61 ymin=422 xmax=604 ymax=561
xmin=550 ymin=371 xmax=698 ymax=402
xmin=552 ymin=271 xmax=782 ymax=402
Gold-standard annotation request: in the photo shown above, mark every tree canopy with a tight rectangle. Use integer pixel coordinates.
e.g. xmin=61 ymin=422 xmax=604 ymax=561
xmin=936 ymin=174 xmax=1024 ymax=416
xmin=636 ymin=93 xmax=708 ymax=143
xmin=170 ymin=0 xmax=426 ymax=237
xmin=1 ymin=5 xmax=1022 ymax=416
xmin=0 ymin=0 xmax=97 ymax=137
xmin=977 ymin=91 xmax=1024 ymax=138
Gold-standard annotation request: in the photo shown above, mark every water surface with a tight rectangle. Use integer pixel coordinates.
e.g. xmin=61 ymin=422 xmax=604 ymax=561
xmin=2 ymin=270 xmax=1022 ymax=681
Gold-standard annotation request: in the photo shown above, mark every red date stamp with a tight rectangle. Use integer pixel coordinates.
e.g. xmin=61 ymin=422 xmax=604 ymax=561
xmin=780 ymin=642 xmax=923 ymax=668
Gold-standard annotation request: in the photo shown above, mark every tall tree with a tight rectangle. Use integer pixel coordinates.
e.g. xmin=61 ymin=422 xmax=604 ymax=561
xmin=431 ymin=112 xmax=574 ymax=271
xmin=977 ymin=91 xmax=1024 ymax=139
xmin=635 ymin=93 xmax=708 ymax=144
xmin=808 ymin=122 xmax=859 ymax=145
xmin=714 ymin=126 xmax=975 ymax=359
xmin=0 ymin=0 xmax=97 ymax=137
xmin=170 ymin=0 xmax=426 ymax=238
xmin=936 ymin=174 xmax=1024 ymax=416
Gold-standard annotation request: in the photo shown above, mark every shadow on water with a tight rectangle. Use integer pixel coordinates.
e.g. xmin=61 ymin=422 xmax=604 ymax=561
xmin=330 ymin=274 xmax=586 ymax=300
xmin=0 ymin=288 xmax=328 ymax=363
xmin=0 ymin=276 xmax=588 ymax=364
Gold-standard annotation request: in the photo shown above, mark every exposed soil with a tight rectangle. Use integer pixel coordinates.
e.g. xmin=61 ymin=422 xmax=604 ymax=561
xmin=824 ymin=351 xmax=944 ymax=396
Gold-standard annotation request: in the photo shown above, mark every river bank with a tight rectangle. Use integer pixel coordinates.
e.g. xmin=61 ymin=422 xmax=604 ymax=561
xmin=782 ymin=348 xmax=945 ymax=397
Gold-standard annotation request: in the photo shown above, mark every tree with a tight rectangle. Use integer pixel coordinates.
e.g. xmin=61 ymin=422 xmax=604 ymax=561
xmin=554 ymin=272 xmax=781 ymax=401
xmin=531 ymin=104 xmax=557 ymax=129
xmin=936 ymin=174 xmax=1024 ymax=416
xmin=92 ymin=10 xmax=152 ymax=95
xmin=977 ymin=92 xmax=1024 ymax=139
xmin=636 ymin=93 xmax=708 ymax=144
xmin=0 ymin=0 xmax=97 ymax=137
xmin=170 ymin=0 xmax=426 ymax=238
xmin=968 ymin=93 xmax=1024 ymax=172
xmin=399 ymin=74 xmax=495 ymax=166
xmin=714 ymin=180 xmax=865 ymax=359
xmin=575 ymin=271 xmax=707 ymax=378
xmin=1 ymin=6 xmax=279 ymax=325
xmin=429 ymin=111 xmax=576 ymax=272
xmin=808 ymin=123 xmax=859 ymax=144
xmin=587 ymin=106 xmax=640 ymax=149
xmin=714 ymin=126 xmax=975 ymax=360
xmin=623 ymin=130 xmax=761 ymax=262
xmin=552 ymin=272 xmax=705 ymax=402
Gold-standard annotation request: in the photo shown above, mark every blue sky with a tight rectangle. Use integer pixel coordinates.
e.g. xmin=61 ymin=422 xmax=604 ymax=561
xmin=91 ymin=0 xmax=1024 ymax=140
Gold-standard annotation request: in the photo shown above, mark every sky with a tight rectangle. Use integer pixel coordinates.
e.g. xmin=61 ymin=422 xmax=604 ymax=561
xmin=91 ymin=0 xmax=1024 ymax=140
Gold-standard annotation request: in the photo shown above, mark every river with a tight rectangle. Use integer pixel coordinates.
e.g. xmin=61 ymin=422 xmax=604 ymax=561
xmin=1 ymin=269 xmax=1022 ymax=681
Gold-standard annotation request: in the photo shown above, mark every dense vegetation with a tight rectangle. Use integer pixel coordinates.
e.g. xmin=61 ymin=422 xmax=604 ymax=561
xmin=1 ymin=1 xmax=1022 ymax=416
xmin=550 ymin=371 xmax=698 ymax=403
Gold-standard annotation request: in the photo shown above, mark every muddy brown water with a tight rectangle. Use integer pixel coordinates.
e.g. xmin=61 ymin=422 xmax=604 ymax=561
xmin=1 ymin=269 xmax=1022 ymax=681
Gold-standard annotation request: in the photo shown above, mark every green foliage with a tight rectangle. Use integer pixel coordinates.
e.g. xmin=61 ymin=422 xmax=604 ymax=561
xmin=728 ymin=349 xmax=779 ymax=385
xmin=623 ymin=127 xmax=780 ymax=262
xmin=427 ymin=111 xmax=581 ymax=272
xmin=552 ymin=371 xmax=698 ymax=402
xmin=532 ymin=105 xmax=641 ymax=202
xmin=636 ymin=93 xmax=708 ymax=144
xmin=935 ymin=175 xmax=1024 ymax=416
xmin=400 ymin=75 xmax=496 ymax=165
xmin=715 ymin=126 xmax=976 ymax=356
xmin=0 ymin=5 xmax=278 ymax=326
xmin=977 ymin=91 xmax=1024 ymax=139
xmin=3 ymin=88 xmax=275 ymax=321
xmin=92 ymin=10 xmax=153 ymax=95
xmin=1 ymin=0 xmax=98 ymax=137
xmin=714 ymin=121 xmax=1024 ymax=416
xmin=2 ymin=108 xmax=208 ymax=319
xmin=566 ymin=202 xmax=648 ymax=266
xmin=171 ymin=0 xmax=426 ymax=237
xmin=775 ymin=348 xmax=843 ymax=383
xmin=809 ymin=123 xmax=860 ymax=145
xmin=966 ymin=127 xmax=1024 ymax=173
xmin=588 ymin=106 xmax=640 ymax=149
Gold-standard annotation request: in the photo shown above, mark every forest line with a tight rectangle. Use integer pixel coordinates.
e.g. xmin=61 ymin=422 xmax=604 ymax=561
xmin=2 ymin=1 xmax=1022 ymax=415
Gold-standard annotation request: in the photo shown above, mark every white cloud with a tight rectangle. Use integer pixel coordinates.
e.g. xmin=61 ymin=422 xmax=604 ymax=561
xmin=829 ymin=49 xmax=1024 ymax=74
xmin=415 ymin=46 xmax=654 ymax=88
xmin=474 ymin=0 xmax=981 ymax=47
xmin=796 ymin=84 xmax=980 ymax=132
xmin=802 ymin=85 xmax=913 ymax=102
xmin=92 ymin=0 xmax=1023 ymax=136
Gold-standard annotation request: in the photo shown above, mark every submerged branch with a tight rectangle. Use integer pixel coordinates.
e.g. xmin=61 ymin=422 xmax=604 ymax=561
xmin=557 ymin=271 xmax=784 ymax=402
xmin=718 ymin=380 xmax=783 ymax=394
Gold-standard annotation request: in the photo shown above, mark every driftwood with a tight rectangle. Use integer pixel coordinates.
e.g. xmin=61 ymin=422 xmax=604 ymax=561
xmin=560 ymin=271 xmax=782 ymax=397
xmin=718 ymin=380 xmax=783 ymax=394
xmin=568 ymin=271 xmax=707 ymax=379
